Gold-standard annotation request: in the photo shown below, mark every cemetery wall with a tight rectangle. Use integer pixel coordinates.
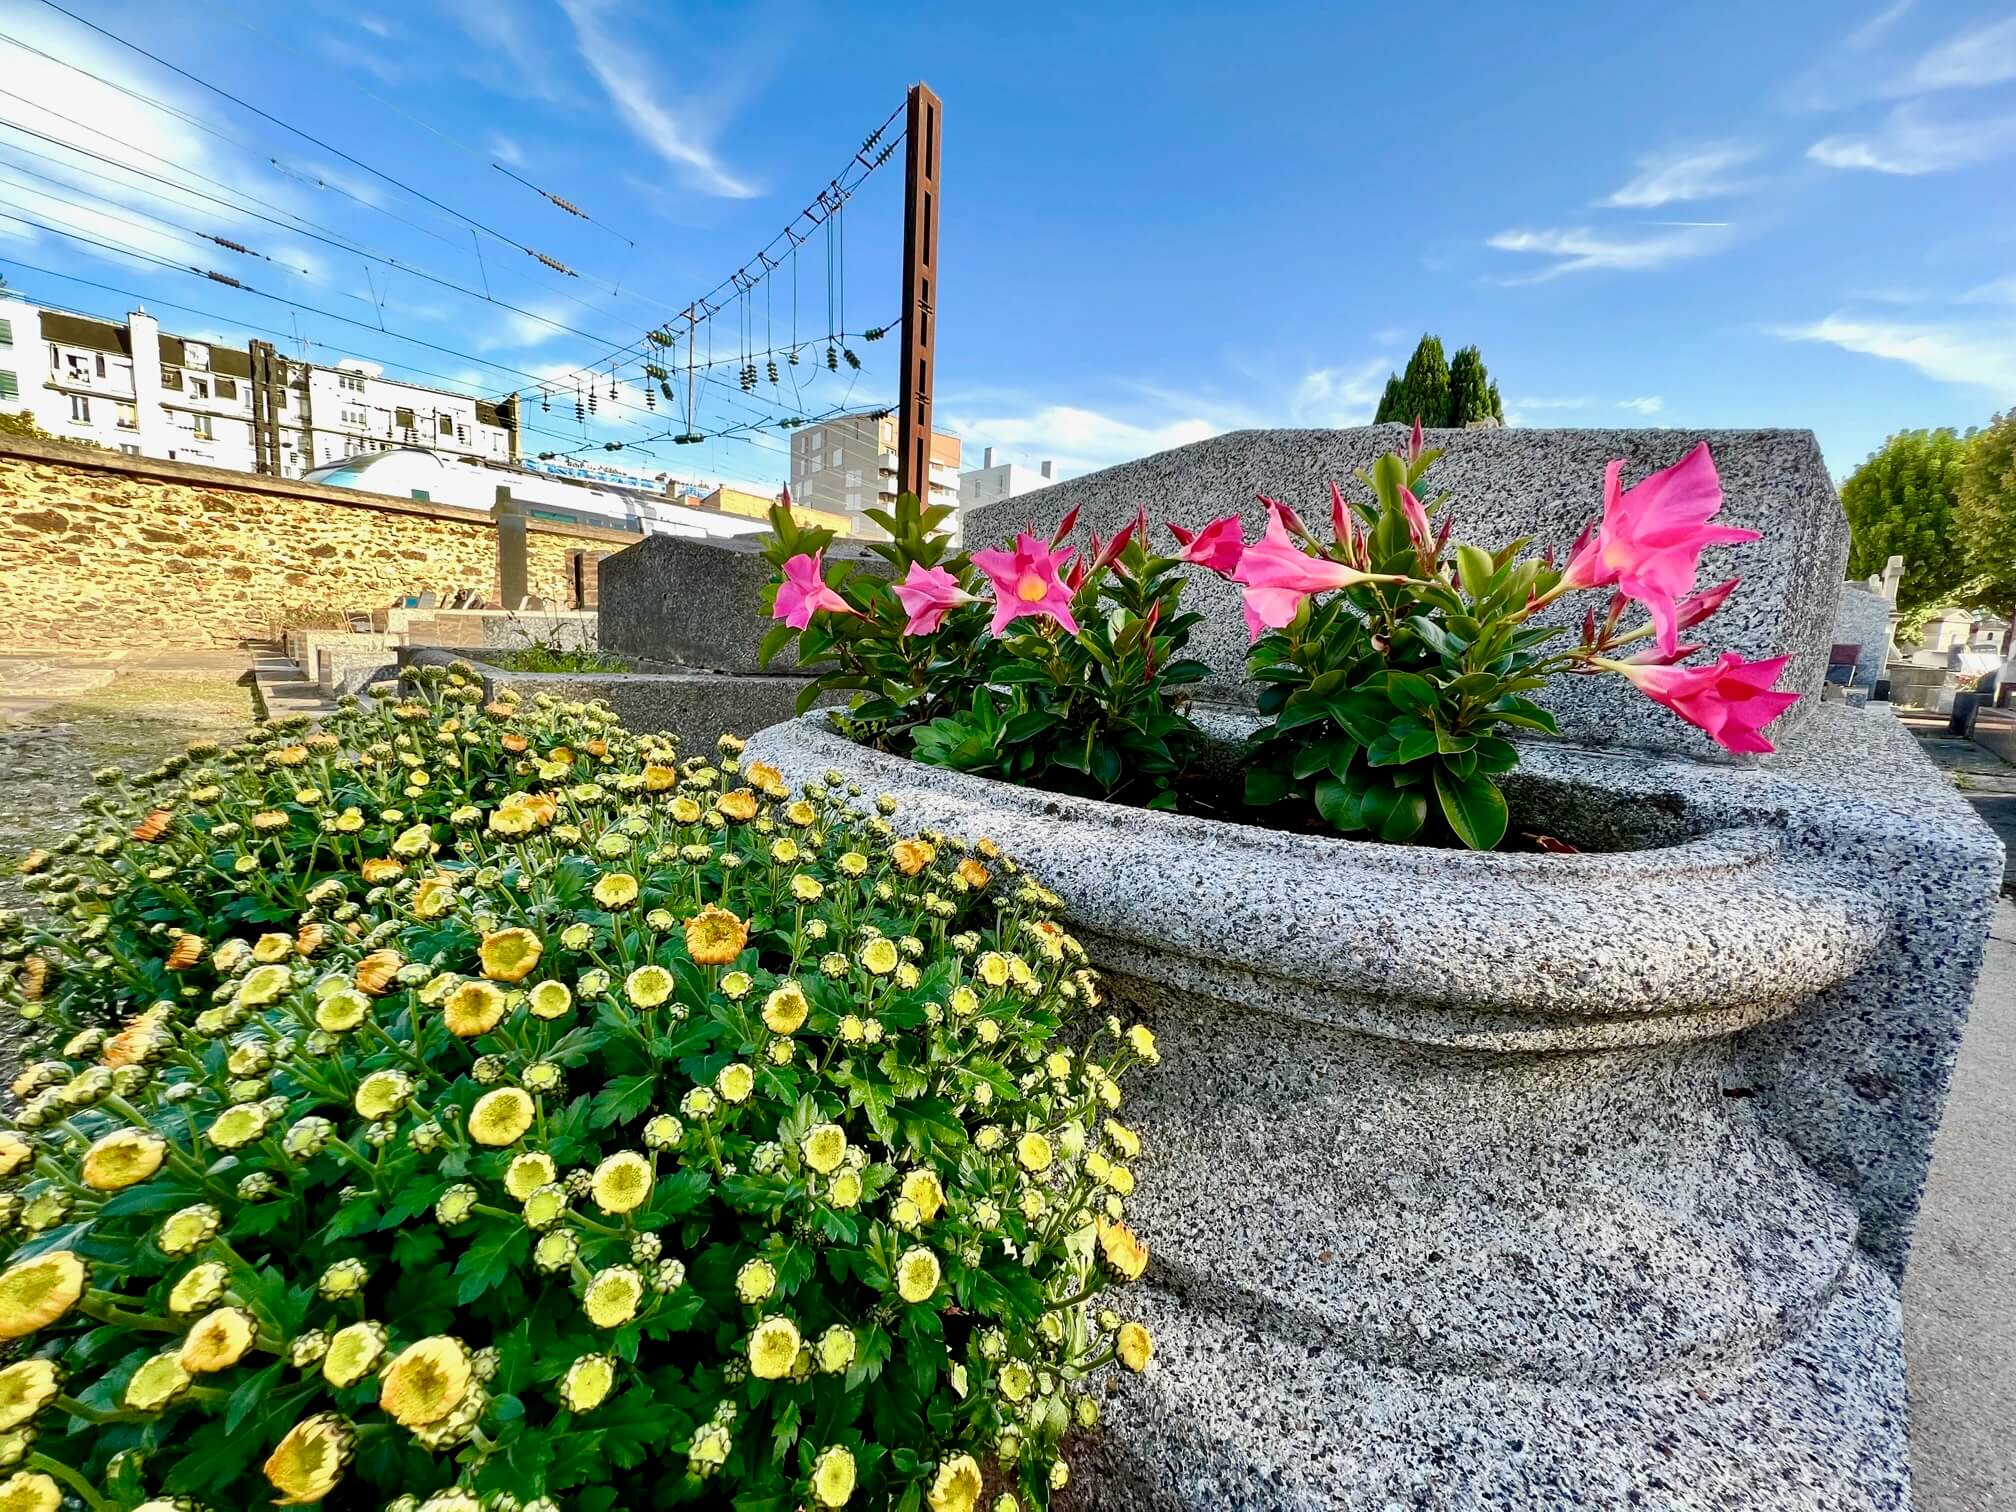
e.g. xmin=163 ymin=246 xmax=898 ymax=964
xmin=0 ymin=435 xmax=633 ymax=651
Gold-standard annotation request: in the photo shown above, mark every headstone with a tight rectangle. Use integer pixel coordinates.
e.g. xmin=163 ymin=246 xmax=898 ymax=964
xmin=966 ymin=426 xmax=1850 ymax=759
xmin=415 ymin=590 xmax=439 ymax=610
xmin=597 ymin=532 xmax=893 ymax=673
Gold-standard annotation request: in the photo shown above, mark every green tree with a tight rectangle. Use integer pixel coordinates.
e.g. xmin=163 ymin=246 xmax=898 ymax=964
xmin=1957 ymin=411 xmax=2016 ymax=638
xmin=1841 ymin=427 xmax=1975 ymax=617
xmin=1447 ymin=345 xmax=1499 ymax=427
xmin=0 ymin=410 xmax=56 ymax=441
xmin=1373 ymin=374 xmax=1404 ymax=425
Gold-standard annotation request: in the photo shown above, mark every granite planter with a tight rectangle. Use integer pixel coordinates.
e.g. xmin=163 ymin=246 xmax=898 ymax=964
xmin=748 ymin=705 xmax=2002 ymax=1510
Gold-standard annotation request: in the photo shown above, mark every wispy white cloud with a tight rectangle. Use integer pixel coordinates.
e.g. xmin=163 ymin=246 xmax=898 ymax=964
xmin=1600 ymin=143 xmax=1760 ymax=208
xmin=1616 ymin=396 xmax=1666 ymax=415
xmin=488 ymin=134 xmax=524 ymax=167
xmin=437 ymin=0 xmax=582 ymax=107
xmin=1509 ymin=396 xmax=1595 ymax=411
xmin=941 ymin=404 xmax=1224 ymax=480
xmin=556 ymin=0 xmax=757 ymax=199
xmin=1288 ymin=359 xmax=1392 ymax=426
xmin=1846 ymin=0 xmax=1914 ymax=51
xmin=1808 ymin=102 xmax=2016 ymax=174
xmin=353 ymin=14 xmax=394 ymax=40
xmin=1963 ymin=275 xmax=2016 ymax=306
xmin=1776 ymin=314 xmax=2016 ymax=391
xmin=1891 ymin=15 xmax=2016 ymax=95
xmin=474 ymin=304 xmax=581 ymax=351
xmin=316 ymin=32 xmax=404 ymax=86
xmin=1485 ymin=224 xmax=1729 ymax=281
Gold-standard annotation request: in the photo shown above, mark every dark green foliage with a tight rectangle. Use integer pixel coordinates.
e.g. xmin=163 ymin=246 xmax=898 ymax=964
xmin=1842 ymin=428 xmax=1975 ymax=616
xmin=1447 ymin=347 xmax=1497 ymax=428
xmin=1957 ymin=412 xmax=2016 ymax=628
xmin=1372 ymin=335 xmax=1503 ymax=429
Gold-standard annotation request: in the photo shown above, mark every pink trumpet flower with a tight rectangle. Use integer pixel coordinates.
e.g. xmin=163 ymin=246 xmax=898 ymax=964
xmin=972 ymin=532 xmax=1081 ymax=636
xmin=1330 ymin=482 xmax=1352 ymax=545
xmin=891 ymin=562 xmax=977 ymax=636
xmin=1606 ymin=652 xmax=1800 ymax=754
xmin=1675 ymin=577 xmax=1740 ymax=632
xmin=772 ymin=551 xmax=863 ymax=631
xmin=1560 ymin=443 xmax=1761 ymax=656
xmin=1407 ymin=417 xmax=1426 ymax=462
xmin=1231 ymin=504 xmax=1407 ymax=642
xmin=1399 ymin=485 xmax=1435 ymax=557
xmin=1167 ymin=515 xmax=1245 ymax=575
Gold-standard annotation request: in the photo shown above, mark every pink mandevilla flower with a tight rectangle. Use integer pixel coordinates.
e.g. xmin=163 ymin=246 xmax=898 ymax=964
xmin=1610 ymin=652 xmax=1800 ymax=754
xmin=1561 ymin=442 xmax=1760 ymax=656
xmin=1167 ymin=515 xmax=1245 ymax=575
xmin=891 ymin=563 xmax=976 ymax=636
xmin=771 ymin=551 xmax=862 ymax=631
xmin=971 ymin=532 xmax=1081 ymax=636
xmin=1230 ymin=503 xmax=1404 ymax=643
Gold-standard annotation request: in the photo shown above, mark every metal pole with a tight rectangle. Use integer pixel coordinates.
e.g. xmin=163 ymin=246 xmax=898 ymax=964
xmin=897 ymin=82 xmax=941 ymax=502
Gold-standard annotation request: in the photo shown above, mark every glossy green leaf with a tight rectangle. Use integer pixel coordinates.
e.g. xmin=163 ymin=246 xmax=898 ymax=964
xmin=1434 ymin=764 xmax=1510 ymax=851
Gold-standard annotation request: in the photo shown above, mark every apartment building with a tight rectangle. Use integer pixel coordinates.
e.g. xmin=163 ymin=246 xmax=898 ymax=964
xmin=786 ymin=408 xmax=961 ymax=539
xmin=957 ymin=447 xmax=1058 ymax=513
xmin=0 ymin=294 xmax=514 ymax=478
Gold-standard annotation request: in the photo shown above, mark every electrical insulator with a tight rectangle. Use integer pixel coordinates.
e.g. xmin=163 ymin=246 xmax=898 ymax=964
xmin=863 ymin=326 xmax=887 ymax=342
xmin=843 ymin=348 xmax=860 ymax=371
xmin=788 ymin=349 xmax=800 ymax=366
xmin=574 ymin=399 xmax=585 ymax=422
xmin=587 ymin=389 xmax=598 ymax=415
xmin=645 ymin=389 xmax=655 ymax=409
xmin=659 ymin=380 xmax=674 ymax=401
xmin=766 ymin=360 xmax=778 ymax=384
xmin=826 ymin=346 xmax=838 ymax=371
xmin=540 ymin=393 xmax=550 ymax=412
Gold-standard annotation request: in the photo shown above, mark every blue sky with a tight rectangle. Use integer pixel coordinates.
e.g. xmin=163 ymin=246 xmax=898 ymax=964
xmin=1 ymin=0 xmax=2013 ymax=486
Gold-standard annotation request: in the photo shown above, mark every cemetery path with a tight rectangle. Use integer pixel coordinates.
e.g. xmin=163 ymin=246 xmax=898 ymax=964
xmin=1906 ymin=897 xmax=2016 ymax=1512
xmin=0 ymin=652 xmax=259 ymax=1067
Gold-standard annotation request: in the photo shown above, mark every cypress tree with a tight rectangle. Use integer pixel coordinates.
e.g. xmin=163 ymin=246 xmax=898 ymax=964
xmin=1373 ymin=374 xmax=1404 ymax=425
xmin=1447 ymin=346 xmax=1493 ymax=427
xmin=1393 ymin=335 xmax=1451 ymax=428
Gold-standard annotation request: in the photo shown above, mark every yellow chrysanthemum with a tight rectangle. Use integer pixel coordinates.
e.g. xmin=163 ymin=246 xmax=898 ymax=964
xmin=717 ymin=788 xmax=759 ymax=821
xmin=315 ymin=987 xmax=372 ymax=1033
xmin=527 ymin=979 xmax=574 ymax=1020
xmin=748 ymin=1315 xmax=801 ymax=1380
xmin=559 ymin=1353 xmax=616 ymax=1413
xmin=504 ymin=1151 xmax=557 ymax=1202
xmin=0 ymin=1361 xmax=59 ymax=1431
xmin=354 ymin=1069 xmax=414 ymax=1121
xmin=582 ymin=1266 xmax=644 ymax=1328
xmin=0 ymin=1251 xmax=86 ymax=1339
xmin=1127 ymin=1024 xmax=1159 ymax=1061
xmin=811 ymin=1444 xmax=858 ymax=1507
xmin=262 ymin=1413 xmax=354 ymax=1506
xmin=167 ymin=1261 xmax=230 ymax=1315
xmin=900 ymin=1170 xmax=946 ymax=1223
xmin=1097 ymin=1216 xmax=1150 ymax=1281
xmin=322 ymin=1321 xmax=389 ymax=1389
xmin=80 ymin=1127 xmax=167 ymax=1191
xmin=178 ymin=1306 xmax=257 ymax=1373
xmin=927 ymin=1454 xmax=983 ymax=1512
xmin=801 ymin=1123 xmax=847 ymax=1175
xmin=891 ymin=839 xmax=936 ymax=876
xmin=669 ymin=795 xmax=702 ymax=823
xmin=411 ymin=876 xmax=456 ymax=920
xmin=0 ymin=1135 xmax=31 ymax=1180
xmin=895 ymin=1246 xmax=941 ymax=1304
xmin=625 ymin=965 xmax=674 ymax=1008
xmin=1117 ymin=1321 xmax=1154 ymax=1372
xmin=379 ymin=1336 xmax=472 ymax=1427
xmin=790 ymin=874 xmax=824 ymax=903
xmin=237 ymin=963 xmax=293 ymax=1006
xmin=468 ymin=1088 xmax=535 ymax=1147
xmin=859 ymin=938 xmax=899 ymax=976
xmin=829 ymin=1169 xmax=863 ymax=1209
xmin=359 ymin=857 xmax=404 ymax=884
xmin=643 ymin=763 xmax=678 ymax=793
xmin=1016 ymin=1132 xmax=1053 ymax=1174
xmin=735 ymin=1258 xmax=777 ymax=1304
xmin=204 ymin=1104 xmax=269 ymax=1151
xmin=0 ymin=1472 xmax=59 ymax=1512
xmin=590 ymin=1151 xmax=653 ymax=1215
xmin=354 ymin=948 xmax=403 ymax=996
xmin=156 ymin=1204 xmax=219 ymax=1257
xmin=816 ymin=1324 xmax=856 ymax=1373
xmin=593 ymin=872 xmax=639 ymax=909
xmin=122 ymin=1352 xmax=191 ymax=1412
xmin=685 ymin=905 xmax=748 ymax=966
xmin=715 ymin=1062 xmax=755 ymax=1103
xmin=441 ymin=980 xmax=508 ymax=1038
xmin=478 ymin=927 xmax=543 ymax=983
xmin=761 ymin=983 xmax=809 ymax=1035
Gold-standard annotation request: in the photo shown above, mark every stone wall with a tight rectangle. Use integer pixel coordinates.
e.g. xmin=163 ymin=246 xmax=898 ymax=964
xmin=0 ymin=435 xmax=635 ymax=651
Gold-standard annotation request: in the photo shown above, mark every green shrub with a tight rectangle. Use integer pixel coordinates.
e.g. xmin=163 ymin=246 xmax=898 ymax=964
xmin=485 ymin=647 xmax=635 ymax=676
xmin=0 ymin=667 xmax=1157 ymax=1510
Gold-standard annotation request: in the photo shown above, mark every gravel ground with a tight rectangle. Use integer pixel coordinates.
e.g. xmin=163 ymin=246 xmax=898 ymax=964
xmin=0 ymin=657 xmax=259 ymax=1067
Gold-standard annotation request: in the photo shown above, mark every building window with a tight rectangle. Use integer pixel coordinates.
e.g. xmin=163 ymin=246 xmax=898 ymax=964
xmin=188 ymin=377 xmax=209 ymax=400
xmin=0 ymin=370 xmax=15 ymax=401
xmin=160 ymin=366 xmax=182 ymax=391
xmin=95 ymin=354 xmax=106 ymax=378
xmin=69 ymin=394 xmax=90 ymax=423
xmin=115 ymin=403 xmax=137 ymax=430
xmin=214 ymin=377 xmax=237 ymax=401
xmin=192 ymin=414 xmax=214 ymax=440
xmin=830 ymin=449 xmax=842 ymax=467
xmin=438 ymin=414 xmax=453 ymax=436
xmin=0 ymin=317 xmax=11 ymax=347
xmin=184 ymin=343 xmax=209 ymax=370
xmin=804 ymin=429 xmax=820 ymax=449
xmin=118 ymin=443 xmax=140 ymax=456
xmin=395 ymin=406 xmax=415 ymax=430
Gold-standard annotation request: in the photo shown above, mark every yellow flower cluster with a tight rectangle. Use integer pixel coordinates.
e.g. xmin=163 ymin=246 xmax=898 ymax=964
xmin=0 ymin=667 xmax=1159 ymax=1509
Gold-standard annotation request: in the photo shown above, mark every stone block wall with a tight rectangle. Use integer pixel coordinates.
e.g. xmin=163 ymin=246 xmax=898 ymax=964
xmin=0 ymin=435 xmax=635 ymax=651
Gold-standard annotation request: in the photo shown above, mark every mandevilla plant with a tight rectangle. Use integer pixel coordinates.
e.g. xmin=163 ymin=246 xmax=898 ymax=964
xmin=0 ymin=666 xmax=1160 ymax=1511
xmin=1185 ymin=425 xmax=1794 ymax=849
xmin=762 ymin=494 xmax=1209 ymax=808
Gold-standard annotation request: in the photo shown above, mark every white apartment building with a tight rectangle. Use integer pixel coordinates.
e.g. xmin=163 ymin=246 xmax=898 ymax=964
xmin=0 ymin=294 xmax=514 ymax=479
xmin=958 ymin=447 xmax=1058 ymax=513
xmin=787 ymin=408 xmax=961 ymax=539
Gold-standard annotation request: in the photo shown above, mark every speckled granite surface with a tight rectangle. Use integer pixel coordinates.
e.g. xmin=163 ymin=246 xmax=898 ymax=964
xmin=965 ymin=425 xmax=1850 ymax=761
xmin=747 ymin=702 xmax=2001 ymax=1507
